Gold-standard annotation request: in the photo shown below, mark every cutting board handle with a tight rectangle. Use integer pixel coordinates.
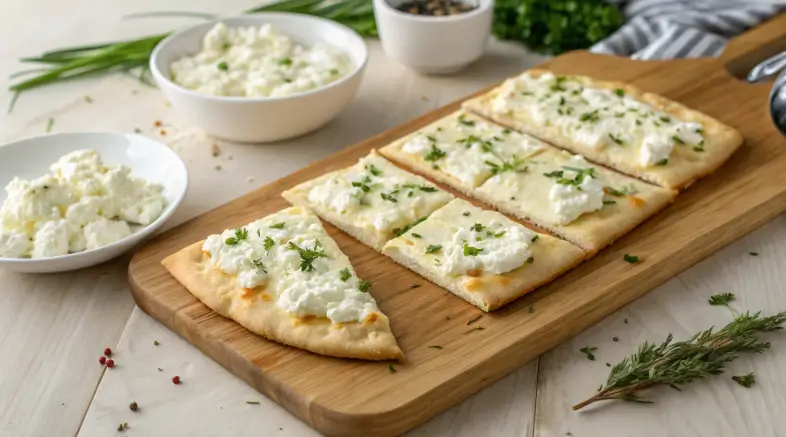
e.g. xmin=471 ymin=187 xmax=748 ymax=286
xmin=722 ymin=13 xmax=786 ymax=79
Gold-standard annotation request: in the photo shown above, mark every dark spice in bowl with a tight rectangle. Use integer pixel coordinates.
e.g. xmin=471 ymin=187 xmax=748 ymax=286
xmin=396 ymin=0 xmax=477 ymax=16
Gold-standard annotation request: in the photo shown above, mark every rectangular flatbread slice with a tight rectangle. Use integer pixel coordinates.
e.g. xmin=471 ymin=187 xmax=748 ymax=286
xmin=474 ymin=148 xmax=676 ymax=254
xmin=161 ymin=206 xmax=403 ymax=361
xmin=282 ymin=150 xmax=454 ymax=251
xmin=379 ymin=110 xmax=546 ymax=193
xmin=382 ymin=198 xmax=585 ymax=311
xmin=463 ymin=69 xmax=743 ymax=189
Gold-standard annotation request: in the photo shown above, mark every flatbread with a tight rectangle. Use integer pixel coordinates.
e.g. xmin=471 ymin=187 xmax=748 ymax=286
xmin=382 ymin=199 xmax=585 ymax=311
xmin=463 ymin=69 xmax=743 ymax=189
xmin=161 ymin=206 xmax=402 ymax=361
xmin=282 ymin=150 xmax=454 ymax=251
xmin=474 ymin=148 xmax=676 ymax=254
xmin=379 ymin=110 xmax=546 ymax=194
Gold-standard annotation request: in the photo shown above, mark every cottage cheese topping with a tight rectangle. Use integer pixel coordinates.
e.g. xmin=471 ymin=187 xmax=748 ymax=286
xmin=0 ymin=149 xmax=167 ymax=259
xmin=201 ymin=211 xmax=378 ymax=324
xmin=441 ymin=220 xmax=534 ymax=276
xmin=491 ymin=72 xmax=706 ymax=168
xmin=400 ymin=113 xmax=545 ymax=186
xmin=306 ymin=155 xmax=451 ymax=234
xmin=546 ymin=156 xmax=605 ymax=225
xmin=170 ymin=22 xmax=352 ymax=98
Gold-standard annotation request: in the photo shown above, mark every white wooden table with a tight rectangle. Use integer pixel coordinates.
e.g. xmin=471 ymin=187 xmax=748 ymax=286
xmin=2 ymin=2 xmax=785 ymax=436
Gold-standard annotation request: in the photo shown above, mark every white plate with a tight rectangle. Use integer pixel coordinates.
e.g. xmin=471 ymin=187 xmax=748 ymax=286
xmin=0 ymin=132 xmax=188 ymax=273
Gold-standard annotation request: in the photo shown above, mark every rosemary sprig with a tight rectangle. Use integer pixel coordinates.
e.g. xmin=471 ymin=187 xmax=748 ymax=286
xmin=573 ymin=311 xmax=786 ymax=411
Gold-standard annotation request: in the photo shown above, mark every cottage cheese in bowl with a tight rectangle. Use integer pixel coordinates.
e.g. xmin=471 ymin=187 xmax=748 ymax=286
xmin=0 ymin=149 xmax=167 ymax=259
xmin=169 ymin=22 xmax=353 ymax=98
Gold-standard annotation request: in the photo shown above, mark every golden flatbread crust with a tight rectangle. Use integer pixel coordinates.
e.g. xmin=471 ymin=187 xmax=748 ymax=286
xmin=382 ymin=199 xmax=586 ymax=311
xmin=162 ymin=241 xmax=403 ymax=361
xmin=463 ymin=68 xmax=743 ymax=190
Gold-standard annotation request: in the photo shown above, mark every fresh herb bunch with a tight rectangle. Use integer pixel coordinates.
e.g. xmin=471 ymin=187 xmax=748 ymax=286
xmin=573 ymin=311 xmax=786 ymax=410
xmin=493 ymin=0 xmax=624 ymax=55
xmin=11 ymin=0 xmax=624 ymax=101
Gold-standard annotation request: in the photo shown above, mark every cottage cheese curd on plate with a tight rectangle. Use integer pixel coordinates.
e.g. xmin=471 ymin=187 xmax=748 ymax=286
xmin=0 ymin=149 xmax=167 ymax=259
xmin=170 ymin=22 xmax=353 ymax=98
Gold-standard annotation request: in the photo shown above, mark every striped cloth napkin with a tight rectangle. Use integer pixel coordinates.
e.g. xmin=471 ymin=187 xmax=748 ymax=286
xmin=590 ymin=0 xmax=786 ymax=60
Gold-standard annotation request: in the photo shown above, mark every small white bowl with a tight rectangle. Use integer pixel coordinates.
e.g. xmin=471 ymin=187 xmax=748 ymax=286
xmin=150 ymin=14 xmax=368 ymax=143
xmin=373 ymin=0 xmax=493 ymax=74
xmin=0 ymin=133 xmax=188 ymax=273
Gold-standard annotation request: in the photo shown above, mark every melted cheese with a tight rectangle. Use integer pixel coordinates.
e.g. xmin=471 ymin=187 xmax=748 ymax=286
xmin=490 ymin=72 xmax=706 ymax=168
xmin=396 ymin=112 xmax=545 ymax=187
xmin=201 ymin=208 xmax=379 ymax=324
xmin=304 ymin=153 xmax=453 ymax=234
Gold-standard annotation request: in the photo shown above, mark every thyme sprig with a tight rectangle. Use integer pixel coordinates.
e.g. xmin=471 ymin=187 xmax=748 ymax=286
xmin=573 ymin=311 xmax=786 ymax=411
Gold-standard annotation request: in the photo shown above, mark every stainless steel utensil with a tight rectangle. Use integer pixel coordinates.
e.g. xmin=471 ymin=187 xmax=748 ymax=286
xmin=747 ymin=50 xmax=786 ymax=135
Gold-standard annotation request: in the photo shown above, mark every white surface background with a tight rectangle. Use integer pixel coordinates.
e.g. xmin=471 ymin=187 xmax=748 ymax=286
xmin=1 ymin=1 xmax=785 ymax=436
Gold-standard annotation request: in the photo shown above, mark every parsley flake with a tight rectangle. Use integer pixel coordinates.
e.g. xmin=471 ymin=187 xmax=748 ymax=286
xmin=580 ymin=346 xmax=597 ymax=361
xmin=470 ymin=223 xmax=485 ymax=232
xmin=339 ymin=267 xmax=351 ymax=282
xmin=708 ymin=293 xmax=735 ymax=306
xmin=263 ymin=236 xmax=275 ymax=252
xmin=225 ymin=228 xmax=248 ymax=245
xmin=656 ymin=159 xmax=668 ymax=166
xmin=287 ymin=240 xmax=327 ymax=272
xmin=251 ymin=259 xmax=267 ymax=273
xmin=380 ymin=192 xmax=398 ymax=203
xmin=424 ymin=144 xmax=447 ymax=162
xmin=457 ymin=114 xmax=475 ymax=126
xmin=394 ymin=216 xmax=426 ymax=237
xmin=615 ymin=88 xmax=624 ymax=97
xmin=732 ymin=372 xmax=756 ymax=388
xmin=357 ymin=280 xmax=371 ymax=292
xmin=463 ymin=244 xmax=483 ymax=256
xmin=623 ymin=254 xmax=639 ymax=264
xmin=270 ymin=223 xmax=285 ymax=229
xmin=217 ymin=61 xmax=229 ymax=71
xmin=278 ymin=57 xmax=293 ymax=66
xmin=366 ymin=164 xmax=382 ymax=176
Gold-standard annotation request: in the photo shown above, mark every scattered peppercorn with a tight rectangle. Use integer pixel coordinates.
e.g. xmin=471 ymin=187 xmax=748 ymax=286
xmin=396 ymin=0 xmax=477 ymax=16
xmin=612 ymin=336 xmax=619 ymax=342
xmin=749 ymin=252 xmax=759 ymax=256
xmin=106 ymin=359 xmax=115 ymax=368
xmin=172 ymin=375 xmax=181 ymax=384
xmin=624 ymin=318 xmax=628 ymax=324
xmin=99 ymin=356 xmax=106 ymax=365
xmin=104 ymin=347 xmax=112 ymax=356
xmin=129 ymin=401 xmax=138 ymax=412
xmin=154 ymin=120 xmax=163 ymax=127
xmin=410 ymin=284 xmax=421 ymax=289
xmin=153 ymin=340 xmax=160 ymax=346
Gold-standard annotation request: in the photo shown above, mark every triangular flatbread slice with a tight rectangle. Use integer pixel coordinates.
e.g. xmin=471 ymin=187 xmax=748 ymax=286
xmin=161 ymin=206 xmax=402 ymax=361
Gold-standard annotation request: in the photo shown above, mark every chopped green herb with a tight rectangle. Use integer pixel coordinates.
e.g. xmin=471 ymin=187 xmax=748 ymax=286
xmin=502 ymin=129 xmax=511 ymax=134
xmin=357 ymin=280 xmax=371 ymax=292
xmin=615 ymin=88 xmax=624 ymax=97
xmin=339 ymin=267 xmax=352 ymax=281
xmin=463 ymin=244 xmax=483 ymax=256
xmin=225 ymin=228 xmax=249 ymax=245
xmin=750 ymin=252 xmax=759 ymax=256
xmin=708 ymin=293 xmax=735 ymax=306
xmin=217 ymin=61 xmax=229 ymax=71
xmin=603 ymin=199 xmax=617 ymax=205
xmin=457 ymin=114 xmax=475 ymax=126
xmin=656 ymin=159 xmax=668 ymax=166
xmin=470 ymin=223 xmax=485 ymax=232
xmin=428 ymin=345 xmax=443 ymax=349
xmin=580 ymin=346 xmax=597 ymax=361
xmin=425 ymin=244 xmax=442 ymax=254
xmin=251 ymin=259 xmax=267 ymax=273
xmin=543 ymin=170 xmax=564 ymax=178
xmin=671 ymin=135 xmax=685 ymax=145
xmin=579 ymin=110 xmax=600 ymax=122
xmin=419 ymin=186 xmax=437 ymax=193
xmin=494 ymin=231 xmax=506 ymax=238
xmin=660 ymin=116 xmax=672 ymax=123
xmin=328 ymin=68 xmax=339 ymax=75
xmin=366 ymin=164 xmax=382 ymax=176
xmin=424 ymin=144 xmax=447 ymax=162
xmin=278 ymin=57 xmax=293 ymax=66
xmin=270 ymin=222 xmax=285 ymax=229
xmin=623 ymin=254 xmax=639 ymax=264
xmin=394 ymin=217 xmax=427 ymax=237
xmin=411 ymin=233 xmax=422 ymax=239
xmin=388 ymin=364 xmax=396 ymax=373
xmin=287 ymin=240 xmax=327 ymax=272
xmin=531 ymin=235 xmax=539 ymax=243
xmin=380 ymin=192 xmax=398 ymax=203
xmin=351 ymin=180 xmax=372 ymax=192
xmin=693 ymin=146 xmax=705 ymax=152
xmin=526 ymin=256 xmax=534 ymax=264
xmin=45 ymin=117 xmax=54 ymax=133
xmin=607 ymin=133 xmax=624 ymax=145
xmin=732 ymin=372 xmax=756 ymax=388
xmin=263 ymin=236 xmax=275 ymax=253
xmin=462 ymin=212 xmax=471 ymax=217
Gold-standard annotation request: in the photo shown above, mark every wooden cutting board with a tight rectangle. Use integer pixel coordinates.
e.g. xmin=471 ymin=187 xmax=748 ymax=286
xmin=128 ymin=15 xmax=786 ymax=437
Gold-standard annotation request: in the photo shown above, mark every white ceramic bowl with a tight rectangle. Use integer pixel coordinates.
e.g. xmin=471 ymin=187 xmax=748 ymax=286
xmin=150 ymin=14 xmax=368 ymax=143
xmin=0 ymin=133 xmax=188 ymax=273
xmin=373 ymin=0 xmax=493 ymax=74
